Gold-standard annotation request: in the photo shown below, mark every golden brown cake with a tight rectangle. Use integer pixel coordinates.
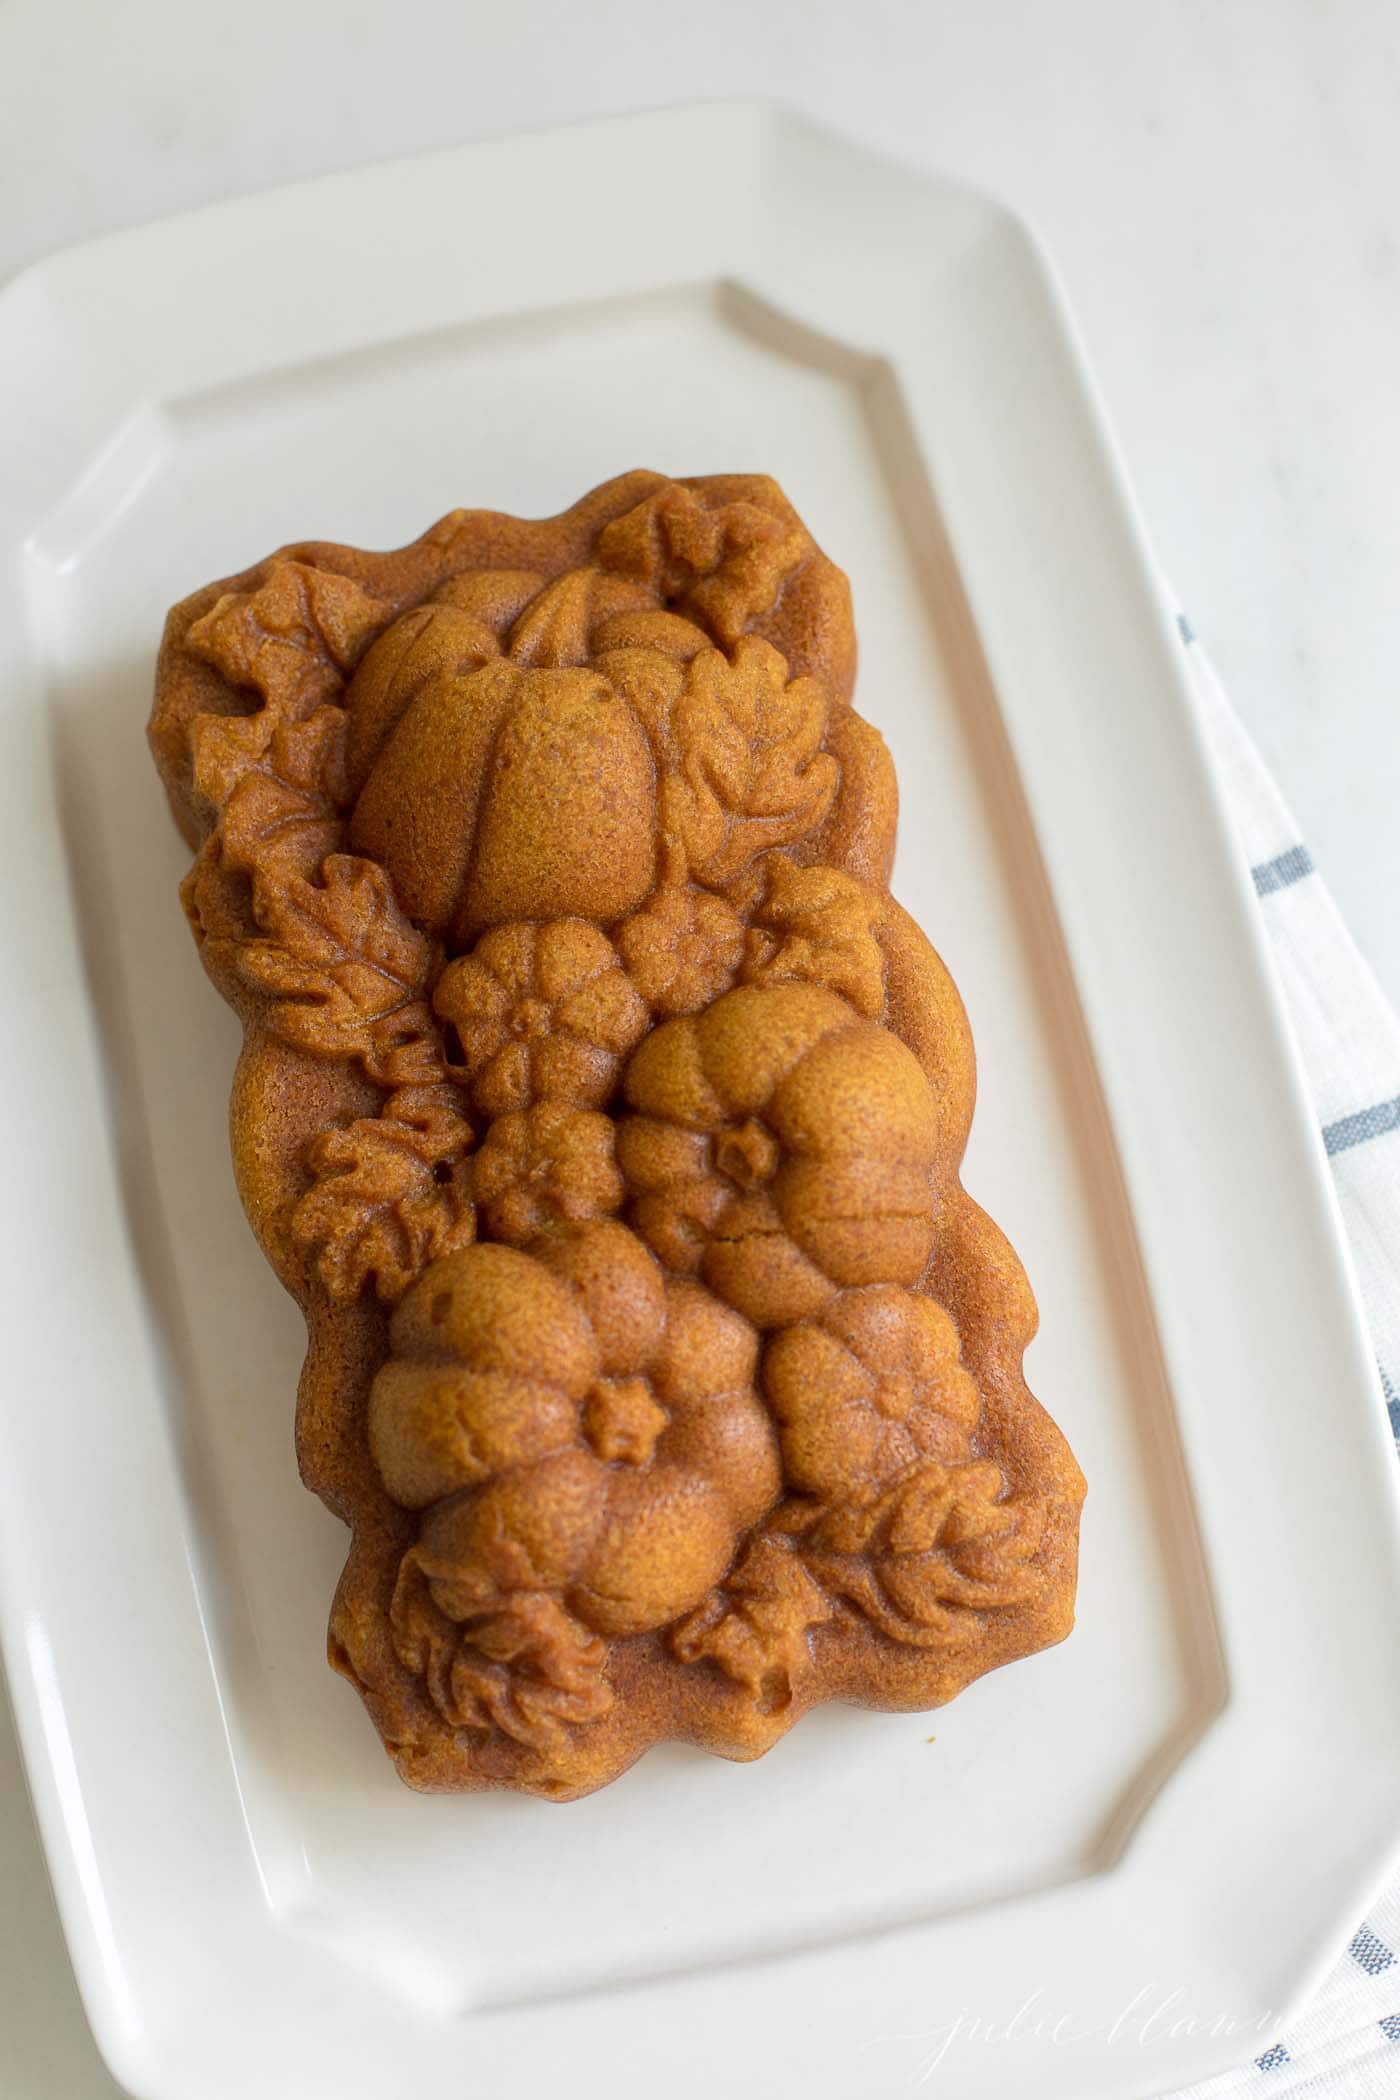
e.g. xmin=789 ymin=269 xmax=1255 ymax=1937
xmin=148 ymin=470 xmax=1085 ymax=1799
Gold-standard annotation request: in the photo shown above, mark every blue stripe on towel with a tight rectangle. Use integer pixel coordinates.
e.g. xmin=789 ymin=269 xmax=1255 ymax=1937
xmin=1349 ymin=1926 xmax=1397 ymax=1976
xmin=1382 ymin=1366 xmax=1400 ymax=1450
xmin=1323 ymin=1097 xmax=1400 ymax=1158
xmin=1252 ymin=844 xmax=1316 ymax=897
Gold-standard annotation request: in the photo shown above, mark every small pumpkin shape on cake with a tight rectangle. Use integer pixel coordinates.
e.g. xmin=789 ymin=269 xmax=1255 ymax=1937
xmin=762 ymin=1284 xmax=981 ymax=1503
xmin=616 ymin=981 xmax=941 ymax=1328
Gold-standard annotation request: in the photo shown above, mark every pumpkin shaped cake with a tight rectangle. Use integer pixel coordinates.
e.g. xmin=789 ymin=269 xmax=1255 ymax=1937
xmin=148 ymin=470 xmax=1085 ymax=1799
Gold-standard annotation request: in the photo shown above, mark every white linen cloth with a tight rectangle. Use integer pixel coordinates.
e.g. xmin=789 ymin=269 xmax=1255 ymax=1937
xmin=1176 ymin=618 xmax=1400 ymax=2098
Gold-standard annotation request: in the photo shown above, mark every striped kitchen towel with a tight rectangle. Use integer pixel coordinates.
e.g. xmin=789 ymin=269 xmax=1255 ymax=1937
xmin=1176 ymin=620 xmax=1400 ymax=2099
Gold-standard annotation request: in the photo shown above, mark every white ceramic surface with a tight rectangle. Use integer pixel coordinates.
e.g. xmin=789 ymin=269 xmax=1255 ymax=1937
xmin=1 ymin=105 xmax=1397 ymax=2100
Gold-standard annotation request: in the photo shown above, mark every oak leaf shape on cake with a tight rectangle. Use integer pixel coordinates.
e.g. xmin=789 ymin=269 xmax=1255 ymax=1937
xmin=190 ymin=698 xmax=348 ymax=859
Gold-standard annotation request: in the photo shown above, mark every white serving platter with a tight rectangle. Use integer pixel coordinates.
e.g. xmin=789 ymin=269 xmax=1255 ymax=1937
xmin=2 ymin=102 xmax=1399 ymax=2100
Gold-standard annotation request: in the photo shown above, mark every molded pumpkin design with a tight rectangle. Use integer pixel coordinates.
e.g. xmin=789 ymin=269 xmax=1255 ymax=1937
xmin=342 ymin=550 xmax=840 ymax=952
xmin=348 ymin=655 xmax=661 ymax=941
xmin=762 ymin=1285 xmax=981 ymax=1502
xmin=616 ymin=982 xmax=941 ymax=1327
xmin=371 ymin=1223 xmax=781 ymax=1638
xmin=433 ymin=918 xmax=648 ymax=1115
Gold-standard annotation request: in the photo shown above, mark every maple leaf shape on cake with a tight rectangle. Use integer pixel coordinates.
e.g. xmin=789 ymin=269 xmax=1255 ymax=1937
xmin=669 ymin=1532 xmax=832 ymax=1712
xmin=291 ymin=1086 xmax=475 ymax=1304
xmin=660 ymin=637 xmax=839 ymax=885
xmin=594 ymin=484 xmax=808 ymax=646
xmin=235 ymin=853 xmax=441 ymax=1084
xmin=186 ymin=558 xmax=394 ymax=716
xmin=739 ymin=857 xmax=888 ymax=1018
xmin=191 ymin=702 xmax=349 ymax=888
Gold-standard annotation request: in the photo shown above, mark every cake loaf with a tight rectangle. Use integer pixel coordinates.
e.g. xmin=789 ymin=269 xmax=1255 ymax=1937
xmin=148 ymin=470 xmax=1085 ymax=1799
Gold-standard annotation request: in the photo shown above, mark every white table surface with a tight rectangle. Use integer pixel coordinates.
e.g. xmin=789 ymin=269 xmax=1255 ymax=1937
xmin=3 ymin=2 xmax=1397 ymax=2093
